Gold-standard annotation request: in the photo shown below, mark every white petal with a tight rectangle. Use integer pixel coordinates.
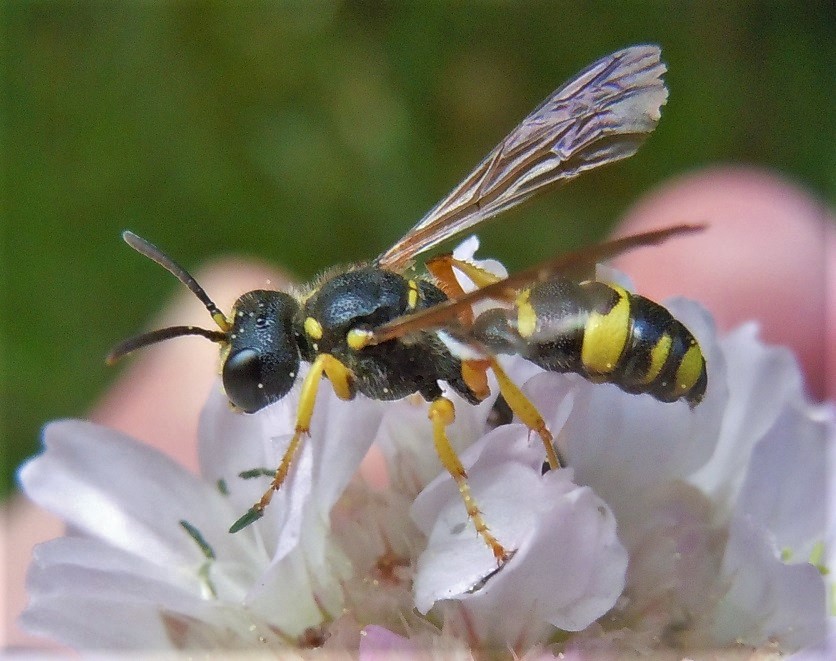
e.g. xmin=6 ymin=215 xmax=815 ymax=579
xmin=690 ymin=323 xmax=808 ymax=507
xmin=735 ymin=402 xmax=830 ymax=559
xmin=510 ymin=300 xmax=726 ymax=534
xmin=19 ymin=420 xmax=238 ymax=567
xmin=375 ymin=397 xmax=446 ymax=491
xmin=22 ymin=595 xmax=183 ymax=649
xmin=234 ymin=385 xmax=384 ymax=635
xmin=411 ymin=425 xmax=540 ymax=538
xmin=199 ymin=375 xmax=384 ymax=555
xmin=21 ymin=537 xmax=236 ymax=649
xmin=711 ymin=513 xmax=827 ymax=651
xmin=450 ymin=236 xmax=509 ymax=318
xmin=244 ymin=529 xmax=349 ymax=635
xmin=525 ymin=373 xmax=719 ymax=526
xmin=620 ymin=480 xmax=726 ymax=633
xmin=788 ymin=621 xmax=836 ymax=661
xmin=413 ymin=428 xmax=626 ymax=644
xmin=198 ymin=383 xmax=295 ymax=496
xmin=375 ymin=385 xmax=499 ymax=494
xmin=451 ymin=235 xmax=480 ymax=261
xmin=451 ymin=235 xmax=509 ymax=286
xmin=308 ymin=389 xmax=385 ymax=510
xmin=28 ymin=536 xmax=202 ymax=597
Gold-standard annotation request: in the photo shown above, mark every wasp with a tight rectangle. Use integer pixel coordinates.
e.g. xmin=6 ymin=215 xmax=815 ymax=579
xmin=109 ymin=45 xmax=706 ymax=563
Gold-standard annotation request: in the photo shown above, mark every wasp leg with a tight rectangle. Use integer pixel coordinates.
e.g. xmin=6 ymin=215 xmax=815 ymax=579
xmin=427 ymin=255 xmax=501 ymax=403
xmin=426 ymin=253 xmax=504 ymax=293
xmin=488 ymin=357 xmax=560 ymax=470
xmin=426 ymin=253 xmax=504 ymax=329
xmin=229 ymin=353 xmax=354 ymax=533
xmin=429 ymin=397 xmax=509 ymax=563
xmin=461 ymin=358 xmax=491 ymax=401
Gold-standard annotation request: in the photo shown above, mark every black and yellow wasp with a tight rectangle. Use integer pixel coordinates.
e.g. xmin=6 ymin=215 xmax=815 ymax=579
xmin=109 ymin=45 xmax=706 ymax=562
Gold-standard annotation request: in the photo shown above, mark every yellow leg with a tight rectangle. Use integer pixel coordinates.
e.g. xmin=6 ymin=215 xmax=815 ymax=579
xmin=427 ymin=253 xmax=504 ymax=291
xmin=429 ymin=397 xmax=509 ymax=562
xmin=229 ymin=353 xmax=354 ymax=533
xmin=489 ymin=358 xmax=560 ymax=471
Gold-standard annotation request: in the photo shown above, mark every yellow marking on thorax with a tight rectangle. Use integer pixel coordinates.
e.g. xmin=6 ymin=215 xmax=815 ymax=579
xmin=304 ymin=316 xmax=323 ymax=340
xmin=675 ymin=340 xmax=704 ymax=394
xmin=515 ymin=289 xmax=537 ymax=339
xmin=346 ymin=328 xmax=373 ymax=351
xmin=581 ymin=284 xmax=630 ymax=375
xmin=407 ymin=279 xmax=420 ymax=309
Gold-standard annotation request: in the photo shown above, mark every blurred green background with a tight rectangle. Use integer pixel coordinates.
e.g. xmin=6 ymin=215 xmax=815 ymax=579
xmin=4 ymin=2 xmax=834 ymax=498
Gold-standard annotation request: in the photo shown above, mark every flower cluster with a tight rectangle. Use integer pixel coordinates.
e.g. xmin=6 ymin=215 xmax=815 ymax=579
xmin=19 ymin=243 xmax=833 ymax=656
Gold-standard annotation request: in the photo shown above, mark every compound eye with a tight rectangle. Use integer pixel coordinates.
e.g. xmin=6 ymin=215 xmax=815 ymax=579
xmin=223 ymin=348 xmax=269 ymax=413
xmin=223 ymin=290 xmax=301 ymax=413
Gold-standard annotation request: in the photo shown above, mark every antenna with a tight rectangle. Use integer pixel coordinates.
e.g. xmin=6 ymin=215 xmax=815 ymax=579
xmin=107 ymin=231 xmax=230 ymax=364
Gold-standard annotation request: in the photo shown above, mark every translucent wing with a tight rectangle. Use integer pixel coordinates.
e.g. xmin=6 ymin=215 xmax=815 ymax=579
xmin=369 ymin=224 xmax=704 ymax=345
xmin=376 ymin=45 xmax=668 ymax=272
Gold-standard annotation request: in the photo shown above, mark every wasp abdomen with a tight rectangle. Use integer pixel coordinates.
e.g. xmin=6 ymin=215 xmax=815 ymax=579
xmin=471 ymin=278 xmax=707 ymax=407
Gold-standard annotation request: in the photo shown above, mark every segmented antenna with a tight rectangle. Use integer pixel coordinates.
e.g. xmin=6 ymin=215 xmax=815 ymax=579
xmin=122 ymin=231 xmax=231 ymax=332
xmin=107 ymin=231 xmax=231 ymax=364
xmin=106 ymin=325 xmax=226 ymax=364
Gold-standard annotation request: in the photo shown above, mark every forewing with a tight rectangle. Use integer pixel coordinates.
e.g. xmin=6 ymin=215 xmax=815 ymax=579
xmin=370 ymin=224 xmax=704 ymax=345
xmin=376 ymin=45 xmax=668 ymax=271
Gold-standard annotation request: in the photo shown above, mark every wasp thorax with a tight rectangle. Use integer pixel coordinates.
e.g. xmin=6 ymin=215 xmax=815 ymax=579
xmin=222 ymin=290 xmax=303 ymax=413
xmin=302 ymin=267 xmax=409 ymax=353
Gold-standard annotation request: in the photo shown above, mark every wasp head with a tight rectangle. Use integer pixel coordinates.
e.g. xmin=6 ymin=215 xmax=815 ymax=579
xmin=222 ymin=290 xmax=302 ymax=413
xmin=109 ymin=232 xmax=304 ymax=414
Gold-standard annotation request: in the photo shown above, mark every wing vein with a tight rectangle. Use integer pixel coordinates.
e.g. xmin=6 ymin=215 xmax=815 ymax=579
xmin=376 ymin=45 xmax=668 ymax=271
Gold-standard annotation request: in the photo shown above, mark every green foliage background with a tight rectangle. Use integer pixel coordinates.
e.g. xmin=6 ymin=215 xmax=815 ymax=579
xmin=3 ymin=2 xmax=834 ymax=497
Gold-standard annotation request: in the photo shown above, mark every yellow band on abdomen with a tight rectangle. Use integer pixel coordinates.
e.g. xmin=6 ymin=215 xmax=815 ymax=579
xmin=675 ymin=341 xmax=704 ymax=395
xmin=640 ymin=332 xmax=671 ymax=384
xmin=581 ymin=285 xmax=630 ymax=375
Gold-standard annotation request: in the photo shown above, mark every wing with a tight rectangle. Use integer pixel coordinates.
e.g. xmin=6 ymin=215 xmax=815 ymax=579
xmin=376 ymin=45 xmax=668 ymax=272
xmin=369 ymin=224 xmax=704 ymax=345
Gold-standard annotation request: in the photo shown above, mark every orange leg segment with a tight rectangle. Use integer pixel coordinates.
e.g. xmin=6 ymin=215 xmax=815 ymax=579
xmin=426 ymin=253 xmax=505 ymax=328
xmin=427 ymin=253 xmax=505 ymax=291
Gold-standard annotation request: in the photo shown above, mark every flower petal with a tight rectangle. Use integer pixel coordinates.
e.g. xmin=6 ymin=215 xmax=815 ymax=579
xmin=202 ymin=378 xmax=386 ymax=635
xmin=359 ymin=625 xmax=421 ymax=657
xmin=520 ymin=300 xmax=726 ymax=528
xmin=710 ymin=513 xmax=827 ymax=651
xmin=452 ymin=235 xmax=509 ymax=285
xmin=735 ymin=402 xmax=831 ymax=558
xmin=413 ymin=427 xmax=626 ymax=645
xmin=376 ymin=386 xmax=500 ymax=495
xmin=690 ymin=323 xmax=808 ymax=507
xmin=22 ymin=541 xmax=213 ymax=647
xmin=19 ymin=420 xmax=238 ymax=566
xmin=199 ymin=376 xmax=384 ymax=555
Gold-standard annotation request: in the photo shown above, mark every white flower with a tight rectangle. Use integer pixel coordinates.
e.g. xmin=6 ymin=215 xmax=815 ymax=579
xmin=412 ymin=425 xmax=628 ymax=647
xmin=519 ymin=302 xmax=830 ymax=654
xmin=407 ymin=297 xmax=831 ymax=655
xmin=19 ymin=379 xmax=390 ymax=649
xmin=18 ymin=246 xmax=833 ymax=655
